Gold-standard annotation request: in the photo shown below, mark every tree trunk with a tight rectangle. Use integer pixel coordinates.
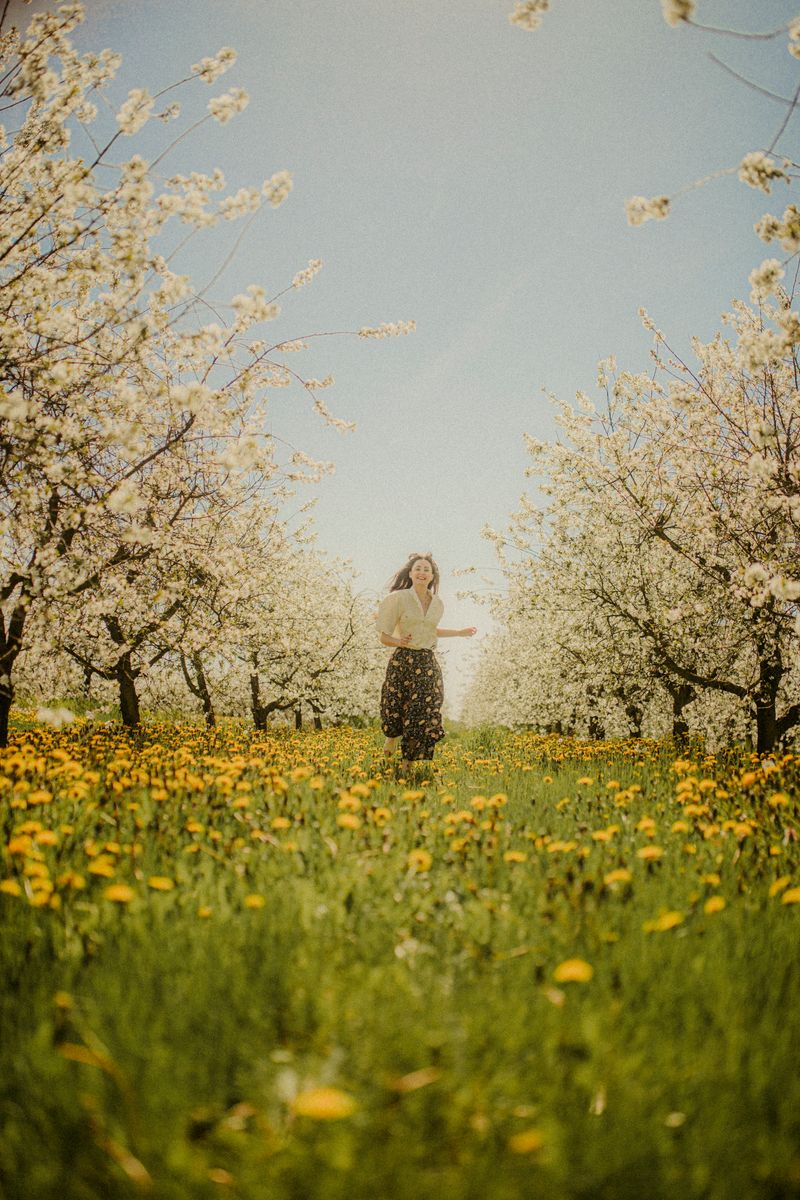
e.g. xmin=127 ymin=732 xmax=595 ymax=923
xmin=0 ymin=690 xmax=11 ymax=749
xmin=754 ymin=638 xmax=783 ymax=754
xmin=249 ymin=661 xmax=266 ymax=731
xmin=294 ymin=706 xmax=303 ymax=731
xmin=181 ymin=652 xmax=216 ymax=727
xmin=116 ymin=653 xmax=141 ymax=728
xmin=0 ymin=602 xmax=27 ymax=748
xmin=624 ymin=702 xmax=643 ymax=738
xmin=311 ymin=702 xmax=323 ymax=731
xmin=667 ymin=682 xmax=694 ymax=741
xmin=193 ymin=654 xmax=215 ymax=727
xmin=755 ymin=699 xmax=778 ymax=755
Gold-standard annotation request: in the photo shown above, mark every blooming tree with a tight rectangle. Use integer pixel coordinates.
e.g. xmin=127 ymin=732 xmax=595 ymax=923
xmin=0 ymin=4 xmax=413 ymax=741
xmin=478 ymin=300 xmax=800 ymax=750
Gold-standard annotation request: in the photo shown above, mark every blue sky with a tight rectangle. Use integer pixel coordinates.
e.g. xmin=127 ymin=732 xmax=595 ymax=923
xmin=12 ymin=0 xmax=799 ymax=707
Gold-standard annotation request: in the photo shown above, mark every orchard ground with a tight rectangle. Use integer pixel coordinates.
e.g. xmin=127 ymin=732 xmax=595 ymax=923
xmin=1 ymin=717 xmax=799 ymax=1200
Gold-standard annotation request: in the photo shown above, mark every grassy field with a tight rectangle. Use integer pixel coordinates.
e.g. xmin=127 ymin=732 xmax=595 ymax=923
xmin=1 ymin=720 xmax=799 ymax=1200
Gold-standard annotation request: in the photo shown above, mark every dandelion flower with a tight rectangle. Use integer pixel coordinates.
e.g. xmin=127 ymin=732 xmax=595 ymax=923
xmin=104 ymin=884 xmax=135 ymax=904
xmin=244 ymin=893 xmax=266 ymax=909
xmin=637 ymin=845 xmax=664 ymax=861
xmin=643 ymin=911 xmax=683 ymax=932
xmin=508 ymin=1127 xmax=546 ymax=1154
xmin=553 ymin=958 xmax=593 ymax=983
xmin=291 ymin=1087 xmax=357 ymax=1120
xmin=407 ymin=849 xmax=433 ymax=873
xmin=147 ymin=876 xmax=174 ymax=891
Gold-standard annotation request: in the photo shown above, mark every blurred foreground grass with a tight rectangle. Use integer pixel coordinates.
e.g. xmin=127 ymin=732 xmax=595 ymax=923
xmin=1 ymin=720 xmax=799 ymax=1199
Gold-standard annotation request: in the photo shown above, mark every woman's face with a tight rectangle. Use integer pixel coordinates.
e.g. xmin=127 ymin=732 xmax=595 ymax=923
xmin=410 ymin=558 xmax=434 ymax=588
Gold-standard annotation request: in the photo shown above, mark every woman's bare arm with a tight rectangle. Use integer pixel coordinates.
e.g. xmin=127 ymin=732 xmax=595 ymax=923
xmin=436 ymin=627 xmax=477 ymax=638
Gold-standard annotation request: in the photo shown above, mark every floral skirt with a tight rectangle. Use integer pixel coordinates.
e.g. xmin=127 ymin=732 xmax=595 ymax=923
xmin=380 ymin=647 xmax=444 ymax=762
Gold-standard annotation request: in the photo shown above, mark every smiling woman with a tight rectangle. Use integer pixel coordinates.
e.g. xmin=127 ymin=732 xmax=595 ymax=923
xmin=375 ymin=553 xmax=476 ymax=772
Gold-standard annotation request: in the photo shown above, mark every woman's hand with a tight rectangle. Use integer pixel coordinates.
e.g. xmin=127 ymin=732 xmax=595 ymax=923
xmin=460 ymin=627 xmax=477 ymax=638
xmin=398 ymin=633 xmax=413 ymax=646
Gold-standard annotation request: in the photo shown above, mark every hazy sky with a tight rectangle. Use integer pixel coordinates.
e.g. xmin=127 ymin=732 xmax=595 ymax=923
xmin=11 ymin=0 xmax=798 ymax=709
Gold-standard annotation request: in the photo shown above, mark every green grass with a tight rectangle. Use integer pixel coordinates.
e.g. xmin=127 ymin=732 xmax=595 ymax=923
xmin=0 ymin=721 xmax=798 ymax=1199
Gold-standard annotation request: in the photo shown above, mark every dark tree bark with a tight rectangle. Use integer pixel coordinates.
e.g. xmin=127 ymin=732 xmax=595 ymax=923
xmin=115 ymin=651 xmax=141 ymax=728
xmin=294 ymin=706 xmax=302 ymax=731
xmin=586 ymin=685 xmax=605 ymax=740
xmin=0 ymin=602 xmax=26 ymax=748
xmin=180 ymin=651 xmax=216 ymax=727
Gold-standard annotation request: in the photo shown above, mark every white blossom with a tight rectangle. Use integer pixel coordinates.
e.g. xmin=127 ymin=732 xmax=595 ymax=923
xmin=749 ymin=258 xmax=785 ymax=301
xmin=661 ymin=0 xmax=695 ymax=27
xmin=508 ymin=0 xmax=550 ymax=32
xmin=263 ymin=170 xmax=293 ymax=208
xmin=358 ymin=320 xmax=416 ymax=339
xmin=116 ymin=88 xmax=154 ymax=135
xmin=738 ymin=152 xmax=789 ymax=194
xmin=191 ymin=47 xmax=237 ymax=84
xmin=35 ymin=705 xmax=76 ymax=729
xmin=292 ymin=259 xmax=323 ymax=289
xmin=625 ymin=194 xmax=670 ymax=227
xmin=207 ymin=86 xmax=249 ymax=125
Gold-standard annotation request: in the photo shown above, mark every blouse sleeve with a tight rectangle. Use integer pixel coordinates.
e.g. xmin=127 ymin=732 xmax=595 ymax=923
xmin=375 ymin=592 xmax=401 ymax=636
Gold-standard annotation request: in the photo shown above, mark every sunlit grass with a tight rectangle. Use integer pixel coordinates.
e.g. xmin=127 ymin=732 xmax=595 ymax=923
xmin=1 ymin=719 xmax=798 ymax=1199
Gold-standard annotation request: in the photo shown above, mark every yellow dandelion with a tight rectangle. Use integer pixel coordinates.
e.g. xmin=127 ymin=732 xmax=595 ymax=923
xmin=407 ymin=848 xmax=433 ymax=873
xmin=553 ymin=958 xmax=593 ymax=983
xmin=88 ymin=859 xmax=116 ymax=878
xmin=576 ymin=776 xmax=594 ymax=787
xmin=147 ymin=876 xmax=174 ymax=891
xmin=402 ymin=789 xmax=426 ymax=802
xmin=704 ymin=896 xmax=726 ymax=914
xmin=336 ymin=813 xmax=362 ymax=831
xmin=503 ymin=850 xmax=528 ymax=863
xmin=604 ymin=868 xmax=633 ymax=886
xmin=0 ymin=879 xmax=22 ymax=897
xmin=27 ymin=790 xmax=52 ymax=805
xmin=291 ymin=1087 xmax=358 ymax=1120
xmin=769 ymin=876 xmax=792 ymax=897
xmin=508 ymin=1127 xmax=546 ymax=1154
xmin=244 ymin=893 xmax=266 ymax=909
xmin=271 ymin=816 xmax=292 ymax=829
xmin=643 ymin=911 xmax=683 ymax=932
xmin=197 ymin=905 xmax=213 ymax=919
xmin=104 ymin=884 xmax=135 ymax=904
xmin=781 ymin=887 xmax=800 ymax=905
xmin=637 ymin=845 xmax=664 ymax=861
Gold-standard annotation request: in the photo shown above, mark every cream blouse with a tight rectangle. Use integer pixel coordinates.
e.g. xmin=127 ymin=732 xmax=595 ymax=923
xmin=375 ymin=588 xmax=444 ymax=651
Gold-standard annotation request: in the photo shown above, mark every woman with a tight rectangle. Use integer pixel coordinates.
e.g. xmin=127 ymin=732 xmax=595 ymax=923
xmin=375 ymin=553 xmax=476 ymax=772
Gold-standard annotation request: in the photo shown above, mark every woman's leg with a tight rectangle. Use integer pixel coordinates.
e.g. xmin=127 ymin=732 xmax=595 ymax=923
xmin=400 ymin=652 xmax=444 ymax=766
xmin=380 ymin=651 xmax=407 ymax=764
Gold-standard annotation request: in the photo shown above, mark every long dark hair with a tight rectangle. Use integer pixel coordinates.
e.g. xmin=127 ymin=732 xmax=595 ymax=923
xmin=386 ymin=553 xmax=440 ymax=595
